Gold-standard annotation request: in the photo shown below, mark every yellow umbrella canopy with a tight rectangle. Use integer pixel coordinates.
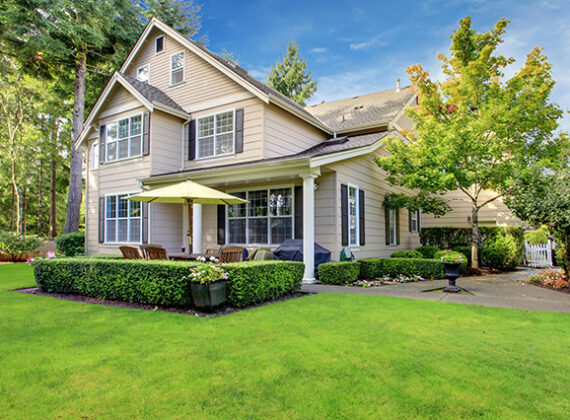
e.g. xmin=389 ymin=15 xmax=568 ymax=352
xmin=125 ymin=179 xmax=248 ymax=205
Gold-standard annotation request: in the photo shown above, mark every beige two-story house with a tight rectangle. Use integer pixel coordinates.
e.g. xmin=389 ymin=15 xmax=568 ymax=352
xmin=76 ymin=18 xmax=516 ymax=282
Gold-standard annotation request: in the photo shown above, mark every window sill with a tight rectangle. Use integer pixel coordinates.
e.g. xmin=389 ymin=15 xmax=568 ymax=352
xmin=103 ymin=156 xmax=144 ymax=167
xmin=193 ymin=153 xmax=236 ymax=164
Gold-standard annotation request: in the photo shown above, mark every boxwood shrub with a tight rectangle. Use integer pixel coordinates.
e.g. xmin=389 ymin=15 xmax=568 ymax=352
xmin=390 ymin=250 xmax=423 ymax=259
xmin=359 ymin=258 xmax=444 ymax=280
xmin=34 ymin=259 xmax=304 ymax=309
xmin=318 ymin=261 xmax=361 ymax=285
xmin=55 ymin=232 xmax=85 ymax=257
xmin=416 ymin=245 xmax=440 ymax=259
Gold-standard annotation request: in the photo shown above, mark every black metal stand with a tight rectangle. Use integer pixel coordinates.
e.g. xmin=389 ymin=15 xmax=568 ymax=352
xmin=442 ymin=262 xmax=461 ymax=293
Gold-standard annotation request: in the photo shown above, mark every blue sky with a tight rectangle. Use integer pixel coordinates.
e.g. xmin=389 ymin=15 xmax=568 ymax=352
xmin=199 ymin=0 xmax=570 ymax=131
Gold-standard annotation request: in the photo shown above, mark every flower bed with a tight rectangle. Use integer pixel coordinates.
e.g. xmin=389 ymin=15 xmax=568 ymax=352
xmin=352 ymin=274 xmax=426 ymax=288
xmin=529 ymin=268 xmax=570 ymax=293
xmin=359 ymin=257 xmax=444 ymax=280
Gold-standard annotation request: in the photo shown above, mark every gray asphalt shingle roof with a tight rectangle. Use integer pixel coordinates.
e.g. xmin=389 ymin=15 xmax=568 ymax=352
xmin=306 ymin=87 xmax=416 ymax=132
xmin=121 ymin=73 xmax=186 ymax=114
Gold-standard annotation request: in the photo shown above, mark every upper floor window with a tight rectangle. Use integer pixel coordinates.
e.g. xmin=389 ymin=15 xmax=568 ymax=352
xmin=106 ymin=114 xmax=142 ymax=162
xmin=137 ymin=65 xmax=150 ymax=83
xmin=170 ymin=52 xmax=184 ymax=85
xmin=155 ymin=36 xmax=164 ymax=54
xmin=196 ymin=110 xmax=234 ymax=158
xmin=348 ymin=185 xmax=359 ymax=246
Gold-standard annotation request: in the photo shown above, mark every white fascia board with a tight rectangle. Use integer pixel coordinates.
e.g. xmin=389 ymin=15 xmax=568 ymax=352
xmin=309 ymin=139 xmax=386 ymax=168
xmin=153 ymin=102 xmax=190 ymax=120
xmin=116 ymin=75 xmax=154 ymax=111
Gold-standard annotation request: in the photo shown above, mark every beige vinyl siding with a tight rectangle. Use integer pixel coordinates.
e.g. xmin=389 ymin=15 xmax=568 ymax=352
xmin=325 ymin=151 xmax=421 ymax=260
xmin=314 ymin=172 xmax=337 ymax=255
xmin=150 ymin=203 xmax=183 ymax=254
xmin=264 ymin=104 xmax=327 ymax=158
xmin=423 ymin=189 xmax=520 ymax=227
xmin=202 ymin=204 xmax=218 ymax=250
xmin=125 ymin=28 xmax=247 ymax=109
xmin=100 ymin=85 xmax=144 ymax=119
xmin=183 ymin=98 xmax=264 ymax=170
xmin=150 ymin=110 xmax=185 ymax=175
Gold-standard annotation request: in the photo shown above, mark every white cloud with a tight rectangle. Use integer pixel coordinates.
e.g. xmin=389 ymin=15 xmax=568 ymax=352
xmin=311 ymin=47 xmax=327 ymax=54
xmin=349 ymin=35 xmax=386 ymax=51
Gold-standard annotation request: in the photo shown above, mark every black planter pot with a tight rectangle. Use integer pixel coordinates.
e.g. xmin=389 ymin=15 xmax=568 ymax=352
xmin=442 ymin=262 xmax=461 ymax=293
xmin=190 ymin=280 xmax=227 ymax=312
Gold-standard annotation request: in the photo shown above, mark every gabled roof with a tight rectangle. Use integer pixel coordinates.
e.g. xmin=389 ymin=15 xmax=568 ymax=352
xmin=119 ymin=18 xmax=331 ymax=133
xmin=306 ymin=87 xmax=416 ymax=133
xmin=75 ymin=72 xmax=189 ymax=146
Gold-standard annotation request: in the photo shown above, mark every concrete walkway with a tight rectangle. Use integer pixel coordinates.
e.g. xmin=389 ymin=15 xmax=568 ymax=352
xmin=302 ymin=268 xmax=570 ymax=313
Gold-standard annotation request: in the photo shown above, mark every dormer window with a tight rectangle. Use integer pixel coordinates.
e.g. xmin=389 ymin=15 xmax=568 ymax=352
xmin=137 ymin=65 xmax=150 ymax=83
xmin=155 ymin=36 xmax=164 ymax=54
xmin=170 ymin=52 xmax=185 ymax=85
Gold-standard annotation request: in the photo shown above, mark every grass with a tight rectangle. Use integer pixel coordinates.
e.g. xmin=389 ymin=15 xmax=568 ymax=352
xmin=0 ymin=263 xmax=569 ymax=419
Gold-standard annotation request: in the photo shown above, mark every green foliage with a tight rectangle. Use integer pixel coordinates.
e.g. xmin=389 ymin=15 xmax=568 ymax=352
xmin=435 ymin=250 xmax=468 ymax=271
xmin=55 ymin=232 xmax=85 ymax=257
xmin=359 ymin=258 xmax=444 ymax=280
xmin=34 ymin=259 xmax=303 ymax=309
xmin=0 ymin=231 xmax=42 ymax=261
xmin=480 ymin=235 xmax=522 ymax=270
xmin=318 ymin=262 xmax=361 ymax=285
xmin=420 ymin=226 xmax=524 ymax=249
xmin=524 ymin=226 xmax=550 ymax=245
xmin=416 ymin=245 xmax=440 ymax=259
xmin=390 ymin=250 xmax=423 ymax=259
xmin=452 ymin=246 xmax=472 ymax=266
xmin=223 ymin=261 xmax=303 ymax=308
xmin=556 ymin=244 xmax=567 ymax=272
xmin=266 ymin=41 xmax=317 ymax=106
xmin=383 ymin=192 xmax=451 ymax=217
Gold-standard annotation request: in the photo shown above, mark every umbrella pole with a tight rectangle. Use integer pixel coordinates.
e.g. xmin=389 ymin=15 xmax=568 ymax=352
xmin=188 ymin=198 xmax=193 ymax=253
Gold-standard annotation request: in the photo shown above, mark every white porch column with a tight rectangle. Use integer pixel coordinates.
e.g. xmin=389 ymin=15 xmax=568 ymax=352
xmin=192 ymin=203 xmax=203 ymax=254
xmin=302 ymin=174 xmax=317 ymax=283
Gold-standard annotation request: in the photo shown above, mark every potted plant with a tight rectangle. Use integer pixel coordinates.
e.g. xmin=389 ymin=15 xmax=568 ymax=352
xmin=187 ymin=259 xmax=229 ymax=312
xmin=438 ymin=250 xmax=467 ymax=293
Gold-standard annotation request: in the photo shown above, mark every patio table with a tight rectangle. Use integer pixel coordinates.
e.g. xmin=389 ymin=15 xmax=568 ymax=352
xmin=169 ymin=253 xmax=220 ymax=261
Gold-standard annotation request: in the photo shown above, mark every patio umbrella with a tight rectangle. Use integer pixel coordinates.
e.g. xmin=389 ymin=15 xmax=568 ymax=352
xmin=125 ymin=179 xmax=247 ymax=248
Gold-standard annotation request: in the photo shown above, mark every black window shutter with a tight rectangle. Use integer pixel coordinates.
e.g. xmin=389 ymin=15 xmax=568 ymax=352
xmin=235 ymin=108 xmax=244 ymax=153
xmin=417 ymin=210 xmax=421 ymax=231
xmin=142 ymin=202 xmax=149 ymax=244
xmin=385 ymin=207 xmax=390 ymax=245
xmin=408 ymin=209 xmax=412 ymax=232
xmin=341 ymin=184 xmax=348 ymax=246
xmin=396 ymin=208 xmax=401 ymax=245
xmin=188 ymin=119 xmax=196 ymax=160
xmin=142 ymin=112 xmax=150 ymax=155
xmin=217 ymin=205 xmax=226 ymax=245
xmin=99 ymin=125 xmax=106 ymax=163
xmin=359 ymin=189 xmax=365 ymax=246
xmin=98 ymin=197 xmax=105 ymax=243
xmin=294 ymin=186 xmax=303 ymax=239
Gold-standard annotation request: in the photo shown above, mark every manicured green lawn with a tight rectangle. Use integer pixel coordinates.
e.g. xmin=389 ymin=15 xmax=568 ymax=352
xmin=0 ymin=263 xmax=569 ymax=419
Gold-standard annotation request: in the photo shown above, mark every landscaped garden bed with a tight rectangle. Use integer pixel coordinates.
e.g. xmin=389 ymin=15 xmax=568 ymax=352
xmin=528 ymin=268 xmax=570 ymax=294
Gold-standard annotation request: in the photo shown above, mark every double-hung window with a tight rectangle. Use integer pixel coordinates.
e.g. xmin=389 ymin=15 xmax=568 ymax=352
xmin=227 ymin=188 xmax=293 ymax=245
xmin=389 ymin=209 xmax=398 ymax=245
xmin=106 ymin=114 xmax=142 ymax=162
xmin=137 ymin=65 xmax=150 ymax=83
xmin=155 ymin=36 xmax=164 ymax=54
xmin=348 ymin=185 xmax=359 ymax=246
xmin=105 ymin=194 xmax=141 ymax=243
xmin=410 ymin=209 xmax=419 ymax=233
xmin=196 ymin=111 xmax=234 ymax=158
xmin=170 ymin=52 xmax=184 ymax=85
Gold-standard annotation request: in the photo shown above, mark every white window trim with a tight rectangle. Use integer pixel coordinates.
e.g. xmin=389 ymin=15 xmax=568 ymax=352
xmin=104 ymin=113 xmax=143 ymax=163
xmin=155 ymin=35 xmax=165 ymax=54
xmin=195 ymin=109 xmax=236 ymax=160
xmin=347 ymin=183 xmax=360 ymax=247
xmin=104 ymin=192 xmax=142 ymax=244
xmin=411 ymin=209 xmax=419 ymax=233
xmin=389 ymin=209 xmax=398 ymax=246
xmin=137 ymin=64 xmax=150 ymax=83
xmin=226 ymin=184 xmax=295 ymax=246
xmin=170 ymin=51 xmax=185 ymax=86
xmin=92 ymin=142 xmax=99 ymax=170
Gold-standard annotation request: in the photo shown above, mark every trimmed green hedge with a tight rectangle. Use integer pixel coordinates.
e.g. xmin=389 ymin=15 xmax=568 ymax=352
xmin=318 ymin=262 xmax=361 ymax=285
xmin=416 ymin=245 xmax=440 ymax=259
xmin=55 ymin=232 xmax=85 ymax=257
xmin=390 ymin=250 xmax=423 ymax=259
xmin=420 ymin=226 xmax=524 ymax=249
xmin=34 ymin=259 xmax=303 ymax=309
xmin=224 ymin=261 xmax=303 ymax=308
xmin=360 ymin=258 xmax=444 ymax=280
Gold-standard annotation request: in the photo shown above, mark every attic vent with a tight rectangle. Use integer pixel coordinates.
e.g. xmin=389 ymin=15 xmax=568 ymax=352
xmin=354 ymin=105 xmax=364 ymax=110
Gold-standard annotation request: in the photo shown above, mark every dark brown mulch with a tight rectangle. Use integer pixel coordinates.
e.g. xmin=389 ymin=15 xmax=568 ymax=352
xmin=464 ymin=267 xmax=506 ymax=276
xmin=11 ymin=287 xmax=312 ymax=317
xmin=528 ymin=281 xmax=570 ymax=295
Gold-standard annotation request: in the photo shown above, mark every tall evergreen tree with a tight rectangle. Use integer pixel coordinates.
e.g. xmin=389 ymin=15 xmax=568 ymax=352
xmin=266 ymin=41 xmax=317 ymax=106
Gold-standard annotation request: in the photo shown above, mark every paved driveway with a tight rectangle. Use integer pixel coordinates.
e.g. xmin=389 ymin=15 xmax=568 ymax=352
xmin=303 ymin=268 xmax=570 ymax=313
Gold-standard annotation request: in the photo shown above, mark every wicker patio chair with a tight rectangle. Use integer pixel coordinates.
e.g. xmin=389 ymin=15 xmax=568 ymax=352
xmin=139 ymin=244 xmax=163 ymax=259
xmin=141 ymin=245 xmax=168 ymax=260
xmin=119 ymin=246 xmax=142 ymax=260
xmin=219 ymin=246 xmax=245 ymax=263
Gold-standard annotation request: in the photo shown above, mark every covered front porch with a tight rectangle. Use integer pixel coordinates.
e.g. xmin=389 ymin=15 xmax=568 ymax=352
xmin=142 ymin=159 xmax=333 ymax=283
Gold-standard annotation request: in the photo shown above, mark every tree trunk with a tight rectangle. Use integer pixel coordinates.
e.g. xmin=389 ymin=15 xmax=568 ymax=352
xmin=10 ymin=186 xmax=14 ymax=232
xmin=49 ymin=157 xmax=57 ymax=240
xmin=64 ymin=47 xmax=86 ymax=234
xmin=38 ymin=160 xmax=43 ymax=236
xmin=471 ymin=204 xmax=480 ymax=269
xmin=11 ymin=158 xmax=21 ymax=234
xmin=22 ymin=185 xmax=27 ymax=235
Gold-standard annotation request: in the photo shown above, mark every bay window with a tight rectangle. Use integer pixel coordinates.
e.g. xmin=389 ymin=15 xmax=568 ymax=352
xmin=106 ymin=114 xmax=142 ymax=162
xmin=105 ymin=194 xmax=141 ymax=243
xmin=196 ymin=110 xmax=234 ymax=158
xmin=227 ymin=188 xmax=293 ymax=244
